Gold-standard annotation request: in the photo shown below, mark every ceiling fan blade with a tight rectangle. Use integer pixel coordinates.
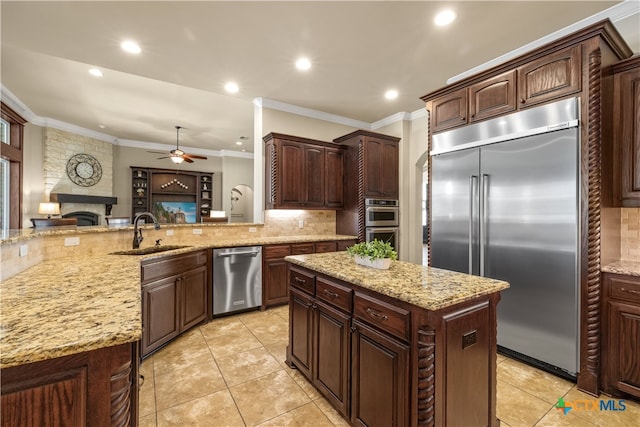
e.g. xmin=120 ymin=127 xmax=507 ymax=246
xmin=147 ymin=150 xmax=167 ymax=154
xmin=182 ymin=157 xmax=194 ymax=163
xmin=183 ymin=154 xmax=208 ymax=160
xmin=157 ymin=156 xmax=171 ymax=159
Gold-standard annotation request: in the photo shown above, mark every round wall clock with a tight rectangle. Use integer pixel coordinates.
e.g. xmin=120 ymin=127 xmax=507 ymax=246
xmin=66 ymin=153 xmax=102 ymax=187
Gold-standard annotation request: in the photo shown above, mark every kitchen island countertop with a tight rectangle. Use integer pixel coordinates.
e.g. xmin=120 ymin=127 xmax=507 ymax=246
xmin=285 ymin=251 xmax=509 ymax=311
xmin=602 ymin=259 xmax=640 ymax=277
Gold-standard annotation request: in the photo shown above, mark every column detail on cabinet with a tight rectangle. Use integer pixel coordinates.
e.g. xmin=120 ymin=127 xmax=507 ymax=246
xmin=417 ymin=327 xmax=436 ymax=426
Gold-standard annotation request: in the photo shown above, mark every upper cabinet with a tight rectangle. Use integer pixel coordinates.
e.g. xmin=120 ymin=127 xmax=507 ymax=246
xmin=612 ymin=56 xmax=640 ymax=207
xmin=424 ymin=44 xmax=583 ymax=134
xmin=517 ymin=45 xmax=582 ymax=108
xmin=264 ymin=133 xmax=345 ymax=210
xmin=334 ymin=130 xmax=400 ymax=200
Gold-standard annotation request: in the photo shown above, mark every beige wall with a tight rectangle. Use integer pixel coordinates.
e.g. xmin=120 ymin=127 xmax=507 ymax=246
xmin=621 ymin=208 xmax=639 ymax=262
xmin=21 ymin=123 xmax=44 ymax=225
xmin=262 ymin=108 xmax=359 ymax=141
xmin=221 ymin=156 xmax=254 ymax=221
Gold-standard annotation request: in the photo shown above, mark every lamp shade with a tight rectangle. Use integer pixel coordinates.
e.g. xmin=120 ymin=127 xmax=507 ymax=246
xmin=38 ymin=202 xmax=60 ymax=217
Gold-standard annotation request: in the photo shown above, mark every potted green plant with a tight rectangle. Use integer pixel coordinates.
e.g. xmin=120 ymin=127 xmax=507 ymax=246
xmin=346 ymin=239 xmax=398 ymax=270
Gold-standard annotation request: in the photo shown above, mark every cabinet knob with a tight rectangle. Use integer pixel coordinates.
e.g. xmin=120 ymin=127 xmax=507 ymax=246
xmin=350 ymin=325 xmax=357 ymax=334
xmin=461 ymin=117 xmax=465 ymax=121
xmin=520 ymin=98 xmax=526 ymax=104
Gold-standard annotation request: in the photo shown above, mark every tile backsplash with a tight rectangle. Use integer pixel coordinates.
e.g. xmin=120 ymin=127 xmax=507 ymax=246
xmin=621 ymin=208 xmax=640 ymax=262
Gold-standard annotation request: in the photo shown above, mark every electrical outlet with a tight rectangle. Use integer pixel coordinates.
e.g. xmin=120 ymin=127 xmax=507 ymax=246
xmin=249 ymin=227 xmax=257 ymax=233
xmin=298 ymin=220 xmax=304 ymax=228
xmin=64 ymin=237 xmax=80 ymax=246
xmin=19 ymin=245 xmax=28 ymax=257
xmin=166 ymin=229 xmax=174 ymax=236
xmin=192 ymin=228 xmax=203 ymax=235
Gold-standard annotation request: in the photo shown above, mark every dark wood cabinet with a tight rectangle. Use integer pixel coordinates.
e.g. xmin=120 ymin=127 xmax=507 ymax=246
xmin=334 ymin=130 xmax=400 ymax=241
xmin=262 ymin=244 xmax=292 ymax=309
xmin=263 ymin=133 xmax=345 ymax=210
xmin=130 ymin=167 xmax=213 ymax=222
xmin=429 ymin=87 xmax=468 ymax=133
xmin=469 ymin=70 xmax=517 ymax=122
xmin=141 ymin=250 xmax=208 ymax=357
xmin=517 ymin=45 xmax=582 ymax=108
xmin=611 ymin=56 xmax=640 ymax=207
xmin=337 ymin=239 xmax=357 ymax=251
xmin=288 ymin=268 xmax=352 ymax=418
xmin=1 ymin=342 xmax=137 ymax=427
xmin=325 ymin=147 xmax=345 ymax=209
xmin=314 ymin=240 xmax=337 ymax=253
xmin=351 ymin=319 xmax=409 ymax=427
xmin=601 ymin=272 xmax=640 ymax=399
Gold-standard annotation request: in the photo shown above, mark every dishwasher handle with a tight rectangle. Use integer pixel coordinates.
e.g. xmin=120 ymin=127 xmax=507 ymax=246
xmin=216 ymin=250 xmax=261 ymax=257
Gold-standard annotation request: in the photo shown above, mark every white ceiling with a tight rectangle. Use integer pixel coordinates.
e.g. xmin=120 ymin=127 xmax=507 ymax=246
xmin=2 ymin=1 xmax=639 ymax=158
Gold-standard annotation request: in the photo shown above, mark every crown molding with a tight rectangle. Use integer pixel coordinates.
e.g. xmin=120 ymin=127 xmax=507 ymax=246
xmin=256 ymin=97 xmax=372 ymax=130
xmin=448 ymin=0 xmax=639 ymax=84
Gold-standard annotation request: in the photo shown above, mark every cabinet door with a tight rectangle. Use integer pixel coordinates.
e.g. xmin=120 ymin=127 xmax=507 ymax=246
xmin=314 ymin=241 xmax=337 ymax=253
xmin=279 ymin=140 xmax=306 ymax=207
xmin=180 ymin=266 xmax=208 ymax=331
xmin=289 ymin=288 xmax=314 ymax=379
xmin=381 ymin=140 xmax=399 ymax=199
xmin=263 ymin=258 xmax=289 ymax=308
xmin=517 ymin=45 xmax=581 ymax=108
xmin=313 ymin=301 xmax=351 ymax=417
xmin=142 ymin=277 xmax=179 ymax=356
xmin=614 ymin=63 xmax=640 ymax=206
xmin=469 ymin=70 xmax=517 ymax=122
xmin=363 ymin=138 xmax=384 ymax=198
xmin=325 ymin=148 xmax=345 ymax=208
xmin=351 ymin=320 xmax=409 ymax=427
xmin=305 ymin=145 xmax=325 ymax=207
xmin=607 ymin=300 xmax=640 ymax=398
xmin=429 ymin=88 xmax=468 ymax=133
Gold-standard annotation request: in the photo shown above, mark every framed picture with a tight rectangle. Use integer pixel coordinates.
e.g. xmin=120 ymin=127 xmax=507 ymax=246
xmin=151 ymin=201 xmax=197 ymax=224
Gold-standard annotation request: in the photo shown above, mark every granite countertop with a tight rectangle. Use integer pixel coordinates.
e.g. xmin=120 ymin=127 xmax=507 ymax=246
xmin=0 ymin=234 xmax=356 ymax=368
xmin=285 ymin=252 xmax=510 ymax=311
xmin=602 ymin=260 xmax=640 ymax=277
xmin=0 ymin=255 xmax=142 ymax=368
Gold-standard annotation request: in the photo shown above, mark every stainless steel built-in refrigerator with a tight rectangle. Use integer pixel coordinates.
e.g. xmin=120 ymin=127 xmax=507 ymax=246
xmin=430 ymin=98 xmax=580 ymax=376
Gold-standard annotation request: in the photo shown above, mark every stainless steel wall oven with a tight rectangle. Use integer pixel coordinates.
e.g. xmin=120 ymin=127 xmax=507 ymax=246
xmin=364 ymin=199 xmax=399 ymax=251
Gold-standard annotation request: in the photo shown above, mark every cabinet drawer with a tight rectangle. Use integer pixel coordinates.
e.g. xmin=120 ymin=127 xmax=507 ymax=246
xmin=290 ymin=267 xmax=315 ymax=295
xmin=354 ymin=293 xmax=410 ymax=341
xmin=141 ymin=250 xmax=207 ymax=283
xmin=315 ymin=241 xmax=337 ymax=253
xmin=610 ymin=276 xmax=640 ymax=304
xmin=264 ymin=244 xmax=291 ymax=259
xmin=316 ymin=278 xmax=352 ymax=313
xmin=336 ymin=239 xmax=357 ymax=251
xmin=291 ymin=243 xmax=314 ymax=255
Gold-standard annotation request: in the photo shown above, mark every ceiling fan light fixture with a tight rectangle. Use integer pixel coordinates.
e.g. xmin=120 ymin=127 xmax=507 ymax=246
xmin=171 ymin=155 xmax=184 ymax=164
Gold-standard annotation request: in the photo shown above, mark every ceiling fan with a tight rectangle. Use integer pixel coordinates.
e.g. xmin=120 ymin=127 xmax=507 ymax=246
xmin=153 ymin=126 xmax=208 ymax=164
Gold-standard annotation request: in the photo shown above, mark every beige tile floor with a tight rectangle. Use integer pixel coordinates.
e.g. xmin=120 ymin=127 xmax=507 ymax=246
xmin=139 ymin=306 xmax=640 ymax=426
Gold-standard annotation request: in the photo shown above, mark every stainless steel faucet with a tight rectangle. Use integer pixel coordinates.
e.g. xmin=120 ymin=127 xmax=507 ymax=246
xmin=132 ymin=212 xmax=161 ymax=249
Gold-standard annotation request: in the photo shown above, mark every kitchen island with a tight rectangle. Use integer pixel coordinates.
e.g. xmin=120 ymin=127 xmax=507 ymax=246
xmin=285 ymin=252 xmax=509 ymax=427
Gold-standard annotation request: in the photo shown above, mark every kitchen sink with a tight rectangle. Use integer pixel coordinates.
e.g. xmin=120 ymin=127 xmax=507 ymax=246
xmin=109 ymin=245 xmax=192 ymax=256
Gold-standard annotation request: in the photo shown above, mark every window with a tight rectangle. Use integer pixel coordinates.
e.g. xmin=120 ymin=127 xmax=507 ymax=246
xmin=1 ymin=102 xmax=26 ymax=230
xmin=0 ymin=159 xmax=8 ymax=237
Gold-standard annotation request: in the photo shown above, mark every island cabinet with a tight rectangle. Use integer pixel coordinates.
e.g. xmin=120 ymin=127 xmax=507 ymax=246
xmin=601 ymin=272 xmax=640 ymax=399
xmin=140 ymin=250 xmax=208 ymax=357
xmin=611 ymin=56 xmax=640 ymax=207
xmin=1 ymin=342 xmax=138 ymax=427
xmin=262 ymin=240 xmax=356 ymax=310
xmin=285 ymin=253 xmax=508 ymax=426
xmin=263 ymin=133 xmax=345 ymax=210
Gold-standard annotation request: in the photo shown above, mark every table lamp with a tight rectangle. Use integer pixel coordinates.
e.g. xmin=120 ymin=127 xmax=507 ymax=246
xmin=38 ymin=202 xmax=60 ymax=219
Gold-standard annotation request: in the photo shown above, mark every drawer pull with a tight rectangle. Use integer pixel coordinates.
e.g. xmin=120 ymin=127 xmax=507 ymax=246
xmin=294 ymin=277 xmax=306 ymax=284
xmin=366 ymin=307 xmax=388 ymax=321
xmin=323 ymin=289 xmax=339 ymax=298
xmin=620 ymin=287 xmax=640 ymax=296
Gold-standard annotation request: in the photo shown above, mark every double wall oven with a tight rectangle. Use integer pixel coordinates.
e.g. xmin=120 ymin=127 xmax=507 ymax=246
xmin=364 ymin=198 xmax=399 ymax=251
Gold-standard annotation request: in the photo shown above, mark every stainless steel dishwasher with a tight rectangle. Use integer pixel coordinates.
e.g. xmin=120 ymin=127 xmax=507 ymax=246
xmin=213 ymin=246 xmax=262 ymax=315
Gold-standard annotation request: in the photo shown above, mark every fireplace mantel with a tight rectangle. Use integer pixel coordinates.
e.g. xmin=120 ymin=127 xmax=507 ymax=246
xmin=50 ymin=193 xmax=118 ymax=215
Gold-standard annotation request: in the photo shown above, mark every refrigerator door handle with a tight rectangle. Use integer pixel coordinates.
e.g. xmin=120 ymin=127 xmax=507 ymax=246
xmin=480 ymin=174 xmax=489 ymax=276
xmin=469 ymin=175 xmax=478 ymax=274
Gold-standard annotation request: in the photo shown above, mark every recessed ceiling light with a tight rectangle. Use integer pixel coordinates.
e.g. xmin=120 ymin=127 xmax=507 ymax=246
xmin=295 ymin=57 xmax=312 ymax=71
xmin=225 ymin=82 xmax=239 ymax=93
xmin=120 ymin=40 xmax=141 ymax=54
xmin=434 ymin=9 xmax=456 ymax=26
xmin=385 ymin=89 xmax=399 ymax=100
xmin=236 ymin=141 xmax=243 ymax=146
xmin=88 ymin=68 xmax=103 ymax=77
xmin=98 ymin=125 xmax=106 ymax=129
